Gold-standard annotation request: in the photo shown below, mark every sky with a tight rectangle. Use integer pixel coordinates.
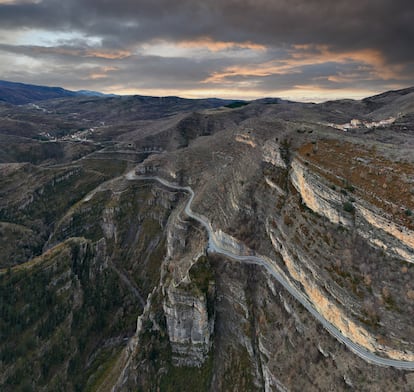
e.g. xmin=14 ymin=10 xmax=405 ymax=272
xmin=0 ymin=0 xmax=413 ymax=102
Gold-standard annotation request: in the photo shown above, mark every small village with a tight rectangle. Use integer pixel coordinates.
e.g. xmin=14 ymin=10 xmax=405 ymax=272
xmin=326 ymin=116 xmax=396 ymax=131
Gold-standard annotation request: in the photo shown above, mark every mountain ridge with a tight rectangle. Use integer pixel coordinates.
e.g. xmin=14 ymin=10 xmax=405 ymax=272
xmin=0 ymin=83 xmax=414 ymax=391
xmin=2 ymin=78 xmax=414 ymax=106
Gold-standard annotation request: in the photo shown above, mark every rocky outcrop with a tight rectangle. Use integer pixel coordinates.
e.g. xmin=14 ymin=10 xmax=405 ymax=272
xmin=290 ymin=158 xmax=352 ymax=226
xmin=101 ymin=206 xmax=118 ymax=240
xmin=212 ymin=229 xmax=252 ymax=256
xmin=235 ymin=133 xmax=257 ymax=148
xmin=355 ymin=204 xmax=414 ymax=263
xmin=291 ymin=157 xmax=414 ymax=264
xmin=264 ymin=176 xmax=286 ymax=195
xmin=262 ymin=140 xmax=287 ymax=169
xmin=268 ymin=223 xmax=414 ymax=362
xmin=162 ymin=195 xmax=215 ymax=367
xmin=163 ymin=283 xmax=214 ymax=367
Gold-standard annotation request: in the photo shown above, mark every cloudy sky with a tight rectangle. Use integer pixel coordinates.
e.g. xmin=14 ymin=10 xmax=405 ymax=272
xmin=0 ymin=0 xmax=413 ymax=101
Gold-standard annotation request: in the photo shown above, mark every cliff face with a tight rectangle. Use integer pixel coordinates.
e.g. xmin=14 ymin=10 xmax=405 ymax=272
xmin=261 ymin=152 xmax=414 ymax=362
xmin=110 ymin=132 xmax=414 ymax=391
xmin=262 ymin=140 xmax=287 ymax=169
xmin=124 ymin=122 xmax=414 ymax=373
xmin=0 ymin=168 xmax=181 ymax=391
xmin=162 ymin=203 xmax=215 ymax=368
xmin=356 ymin=203 xmax=414 ymax=263
xmin=0 ymin=237 xmax=141 ymax=391
xmin=291 ymin=157 xmax=414 ymax=264
xmin=163 ymin=283 xmax=213 ymax=366
xmin=290 ymin=158 xmax=352 ymax=226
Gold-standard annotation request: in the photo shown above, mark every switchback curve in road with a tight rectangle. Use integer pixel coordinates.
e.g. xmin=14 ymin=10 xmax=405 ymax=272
xmin=125 ymin=171 xmax=414 ymax=370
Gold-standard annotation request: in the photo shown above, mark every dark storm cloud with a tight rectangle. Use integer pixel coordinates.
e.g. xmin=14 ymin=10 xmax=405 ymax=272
xmin=1 ymin=0 xmax=413 ymax=63
xmin=200 ymin=59 xmax=398 ymax=93
xmin=0 ymin=41 xmax=236 ymax=90
xmin=0 ymin=0 xmax=413 ymax=99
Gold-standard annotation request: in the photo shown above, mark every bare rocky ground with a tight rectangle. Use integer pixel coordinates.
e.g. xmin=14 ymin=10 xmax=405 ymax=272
xmin=0 ymin=86 xmax=414 ymax=391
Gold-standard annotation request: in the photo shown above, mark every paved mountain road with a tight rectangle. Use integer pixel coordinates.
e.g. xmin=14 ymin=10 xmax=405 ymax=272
xmin=125 ymin=171 xmax=414 ymax=370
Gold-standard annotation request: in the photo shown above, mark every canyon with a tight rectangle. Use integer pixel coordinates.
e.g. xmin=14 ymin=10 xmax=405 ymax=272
xmin=1 ymin=85 xmax=414 ymax=391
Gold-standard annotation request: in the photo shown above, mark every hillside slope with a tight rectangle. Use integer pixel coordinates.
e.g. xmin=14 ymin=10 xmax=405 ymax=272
xmin=1 ymin=86 xmax=414 ymax=391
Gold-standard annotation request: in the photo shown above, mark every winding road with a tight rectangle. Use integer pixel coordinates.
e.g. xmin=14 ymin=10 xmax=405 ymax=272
xmin=125 ymin=171 xmax=414 ymax=370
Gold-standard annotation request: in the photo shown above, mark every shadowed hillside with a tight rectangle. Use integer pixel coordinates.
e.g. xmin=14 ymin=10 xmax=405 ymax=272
xmin=1 ymin=83 xmax=414 ymax=391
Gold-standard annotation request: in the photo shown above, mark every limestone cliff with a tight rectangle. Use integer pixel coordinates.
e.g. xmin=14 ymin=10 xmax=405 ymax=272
xmin=163 ymin=282 xmax=214 ymax=367
xmin=258 ymin=153 xmax=414 ymax=362
xmin=290 ymin=158 xmax=352 ymax=227
xmin=262 ymin=140 xmax=287 ymax=169
xmin=291 ymin=157 xmax=414 ymax=263
xmin=161 ymin=203 xmax=215 ymax=368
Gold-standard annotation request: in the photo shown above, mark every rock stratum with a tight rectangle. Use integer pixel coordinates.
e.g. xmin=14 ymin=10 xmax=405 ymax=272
xmin=1 ymin=84 xmax=414 ymax=391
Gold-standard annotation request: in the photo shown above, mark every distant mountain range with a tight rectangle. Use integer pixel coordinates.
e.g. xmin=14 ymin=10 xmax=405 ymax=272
xmin=0 ymin=80 xmax=117 ymax=105
xmin=0 ymin=80 xmax=238 ymax=106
